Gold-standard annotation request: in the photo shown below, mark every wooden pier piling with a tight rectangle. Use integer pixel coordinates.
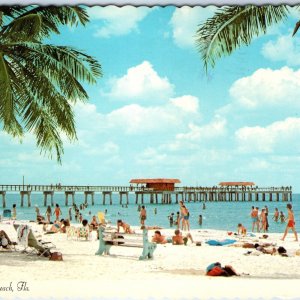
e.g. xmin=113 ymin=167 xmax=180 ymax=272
xmin=20 ymin=191 xmax=31 ymax=207
xmin=43 ymin=191 xmax=54 ymax=206
xmin=0 ymin=191 xmax=6 ymax=208
xmin=84 ymin=191 xmax=94 ymax=205
xmin=65 ymin=191 xmax=75 ymax=206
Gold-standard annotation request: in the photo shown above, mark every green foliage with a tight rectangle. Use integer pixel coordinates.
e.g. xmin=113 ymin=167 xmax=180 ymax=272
xmin=196 ymin=5 xmax=290 ymax=71
xmin=0 ymin=6 xmax=102 ymax=163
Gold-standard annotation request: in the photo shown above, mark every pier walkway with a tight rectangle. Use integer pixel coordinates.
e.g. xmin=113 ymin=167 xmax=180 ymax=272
xmin=0 ymin=184 xmax=292 ymax=207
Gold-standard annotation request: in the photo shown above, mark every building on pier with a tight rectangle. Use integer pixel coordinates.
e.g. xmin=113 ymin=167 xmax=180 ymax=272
xmin=129 ymin=178 xmax=180 ymax=191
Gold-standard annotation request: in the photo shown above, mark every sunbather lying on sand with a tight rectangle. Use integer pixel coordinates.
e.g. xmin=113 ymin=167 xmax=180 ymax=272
xmin=151 ymin=230 xmax=168 ymax=244
xmin=117 ymin=220 xmax=134 ymax=234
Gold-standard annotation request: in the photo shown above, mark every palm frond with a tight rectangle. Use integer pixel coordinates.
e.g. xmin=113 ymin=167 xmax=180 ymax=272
xmin=1 ymin=14 xmax=42 ymax=42
xmin=0 ymin=52 xmax=22 ymax=136
xmin=19 ymin=6 xmax=89 ymax=37
xmin=196 ymin=5 xmax=290 ymax=70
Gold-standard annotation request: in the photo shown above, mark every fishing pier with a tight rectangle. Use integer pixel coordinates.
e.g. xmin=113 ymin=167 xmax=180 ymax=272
xmin=0 ymin=180 xmax=292 ymax=208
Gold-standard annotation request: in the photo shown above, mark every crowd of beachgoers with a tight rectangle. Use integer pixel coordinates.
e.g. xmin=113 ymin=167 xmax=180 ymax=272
xmin=1 ymin=199 xmax=300 ymax=299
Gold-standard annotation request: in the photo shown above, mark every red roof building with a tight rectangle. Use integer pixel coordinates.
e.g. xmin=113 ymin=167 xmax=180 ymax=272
xmin=130 ymin=178 xmax=181 ymax=191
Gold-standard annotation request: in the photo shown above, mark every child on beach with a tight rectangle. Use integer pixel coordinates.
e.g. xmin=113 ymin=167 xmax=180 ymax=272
xmin=168 ymin=213 xmax=174 ymax=227
xmin=175 ymin=212 xmax=180 ymax=228
xmin=237 ymin=223 xmax=247 ymax=236
xmin=12 ymin=204 xmax=17 ymax=220
xmin=140 ymin=205 xmax=147 ymax=226
xmin=281 ymin=204 xmax=298 ymax=242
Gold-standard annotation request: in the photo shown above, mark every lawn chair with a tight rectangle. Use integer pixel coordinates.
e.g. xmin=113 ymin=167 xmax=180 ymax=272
xmin=17 ymin=225 xmax=56 ymax=257
xmin=77 ymin=226 xmax=91 ymax=241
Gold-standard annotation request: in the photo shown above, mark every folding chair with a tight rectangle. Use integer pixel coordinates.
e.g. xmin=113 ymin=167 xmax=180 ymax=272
xmin=17 ymin=225 xmax=56 ymax=257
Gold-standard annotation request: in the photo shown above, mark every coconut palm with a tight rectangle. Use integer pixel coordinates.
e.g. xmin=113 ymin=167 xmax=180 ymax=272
xmin=195 ymin=5 xmax=292 ymax=71
xmin=0 ymin=6 xmax=102 ymax=162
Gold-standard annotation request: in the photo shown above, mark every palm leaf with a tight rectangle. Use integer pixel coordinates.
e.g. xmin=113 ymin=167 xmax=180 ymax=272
xmin=18 ymin=6 xmax=89 ymax=37
xmin=1 ymin=14 xmax=42 ymax=42
xmin=196 ymin=5 xmax=290 ymax=70
xmin=0 ymin=52 xmax=22 ymax=136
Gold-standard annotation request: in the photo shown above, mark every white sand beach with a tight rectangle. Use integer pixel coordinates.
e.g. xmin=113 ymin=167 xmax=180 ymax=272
xmin=1 ymin=221 xmax=300 ymax=300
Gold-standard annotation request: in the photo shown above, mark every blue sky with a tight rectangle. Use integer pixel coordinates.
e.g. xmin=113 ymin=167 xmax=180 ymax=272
xmin=2 ymin=6 xmax=300 ymax=191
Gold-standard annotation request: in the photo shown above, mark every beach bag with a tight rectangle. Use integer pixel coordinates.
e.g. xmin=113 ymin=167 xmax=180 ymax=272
xmin=207 ymin=266 xmax=227 ymax=276
xmin=206 ymin=262 xmax=226 ymax=276
xmin=49 ymin=252 xmax=63 ymax=261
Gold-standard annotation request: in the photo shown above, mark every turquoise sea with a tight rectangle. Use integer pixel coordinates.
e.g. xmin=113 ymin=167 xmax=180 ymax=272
xmin=1 ymin=192 xmax=299 ymax=233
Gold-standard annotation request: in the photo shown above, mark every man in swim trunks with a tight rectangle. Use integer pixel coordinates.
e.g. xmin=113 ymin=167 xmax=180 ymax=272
xmin=281 ymin=204 xmax=298 ymax=241
xmin=140 ymin=205 xmax=147 ymax=226
xmin=250 ymin=206 xmax=259 ymax=232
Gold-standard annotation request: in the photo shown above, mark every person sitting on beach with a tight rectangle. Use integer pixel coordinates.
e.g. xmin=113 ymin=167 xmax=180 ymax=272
xmin=60 ymin=219 xmax=70 ymax=233
xmin=0 ymin=230 xmax=16 ymax=248
xmin=90 ymin=216 xmax=99 ymax=230
xmin=172 ymin=229 xmax=194 ymax=245
xmin=44 ymin=220 xmax=62 ymax=234
xmin=237 ymin=223 xmax=247 ymax=236
xmin=117 ymin=220 xmax=134 ymax=234
xmin=151 ymin=230 xmax=167 ymax=244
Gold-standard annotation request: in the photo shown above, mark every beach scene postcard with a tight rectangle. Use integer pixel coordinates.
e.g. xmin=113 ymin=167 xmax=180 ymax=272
xmin=1 ymin=0 xmax=300 ymax=299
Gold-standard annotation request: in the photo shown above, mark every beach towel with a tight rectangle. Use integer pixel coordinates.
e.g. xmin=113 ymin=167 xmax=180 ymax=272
xmin=205 ymin=239 xmax=236 ymax=246
xmin=17 ymin=225 xmax=30 ymax=248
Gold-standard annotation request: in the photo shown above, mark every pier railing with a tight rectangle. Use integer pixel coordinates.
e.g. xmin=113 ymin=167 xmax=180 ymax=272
xmin=0 ymin=184 xmax=292 ymax=193
xmin=0 ymin=184 xmax=292 ymax=208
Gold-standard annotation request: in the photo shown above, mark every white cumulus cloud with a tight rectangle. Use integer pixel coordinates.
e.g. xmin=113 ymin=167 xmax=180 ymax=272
xmin=262 ymin=34 xmax=300 ymax=66
xmin=87 ymin=6 xmax=152 ymax=38
xmin=230 ymin=67 xmax=300 ymax=109
xmin=170 ymin=6 xmax=217 ymax=48
xmin=105 ymin=61 xmax=175 ymax=103
xmin=235 ymin=117 xmax=300 ymax=154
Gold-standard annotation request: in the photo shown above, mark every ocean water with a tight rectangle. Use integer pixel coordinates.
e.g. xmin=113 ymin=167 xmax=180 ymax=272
xmin=1 ymin=192 xmax=299 ymax=233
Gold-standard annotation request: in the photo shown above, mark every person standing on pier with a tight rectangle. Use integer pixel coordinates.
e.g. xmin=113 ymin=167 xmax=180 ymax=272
xmin=140 ymin=205 xmax=147 ymax=226
xmin=281 ymin=204 xmax=298 ymax=242
xmin=54 ymin=204 xmax=62 ymax=221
